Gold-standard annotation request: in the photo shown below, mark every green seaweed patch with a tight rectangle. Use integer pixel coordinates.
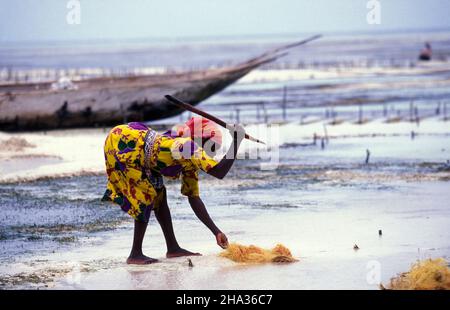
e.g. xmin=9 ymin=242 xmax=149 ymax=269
xmin=439 ymin=175 xmax=450 ymax=181
xmin=418 ymin=162 xmax=440 ymax=168
xmin=0 ymin=266 xmax=72 ymax=289
xmin=11 ymin=219 xmax=126 ymax=235
xmin=27 ymin=235 xmax=42 ymax=241
xmin=53 ymin=236 xmax=77 ymax=243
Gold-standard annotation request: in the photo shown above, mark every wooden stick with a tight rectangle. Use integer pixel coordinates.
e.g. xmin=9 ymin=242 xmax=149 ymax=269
xmin=251 ymin=34 xmax=322 ymax=61
xmin=165 ymin=95 xmax=266 ymax=144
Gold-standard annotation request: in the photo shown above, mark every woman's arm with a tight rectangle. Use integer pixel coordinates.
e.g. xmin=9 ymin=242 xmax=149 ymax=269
xmin=207 ymin=124 xmax=245 ymax=179
xmin=188 ymin=196 xmax=228 ymax=248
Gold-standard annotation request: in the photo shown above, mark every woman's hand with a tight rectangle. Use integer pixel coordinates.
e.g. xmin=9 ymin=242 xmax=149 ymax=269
xmin=216 ymin=232 xmax=229 ymax=249
xmin=207 ymin=124 xmax=245 ymax=180
xmin=227 ymin=124 xmax=246 ymax=142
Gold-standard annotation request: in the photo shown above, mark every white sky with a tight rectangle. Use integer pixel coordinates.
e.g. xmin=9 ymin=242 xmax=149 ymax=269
xmin=1 ymin=0 xmax=449 ymax=42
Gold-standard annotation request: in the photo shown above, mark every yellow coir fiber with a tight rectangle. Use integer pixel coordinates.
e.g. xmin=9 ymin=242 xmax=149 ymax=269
xmin=219 ymin=243 xmax=297 ymax=264
xmin=387 ymin=258 xmax=450 ymax=290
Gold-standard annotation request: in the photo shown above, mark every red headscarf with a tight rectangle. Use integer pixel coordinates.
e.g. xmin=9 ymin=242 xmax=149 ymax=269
xmin=174 ymin=117 xmax=222 ymax=146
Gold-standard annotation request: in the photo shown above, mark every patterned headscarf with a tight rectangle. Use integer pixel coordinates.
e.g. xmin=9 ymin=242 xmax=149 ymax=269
xmin=174 ymin=117 xmax=222 ymax=146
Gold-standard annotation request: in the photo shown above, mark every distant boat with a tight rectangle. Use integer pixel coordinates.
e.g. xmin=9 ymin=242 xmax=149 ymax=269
xmin=418 ymin=42 xmax=432 ymax=61
xmin=0 ymin=35 xmax=320 ymax=131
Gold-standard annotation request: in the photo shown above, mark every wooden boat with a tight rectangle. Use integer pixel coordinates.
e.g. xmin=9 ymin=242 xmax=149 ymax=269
xmin=0 ymin=35 xmax=320 ymax=131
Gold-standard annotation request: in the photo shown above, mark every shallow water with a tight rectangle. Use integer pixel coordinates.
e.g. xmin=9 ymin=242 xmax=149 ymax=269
xmin=2 ymin=30 xmax=450 ymax=71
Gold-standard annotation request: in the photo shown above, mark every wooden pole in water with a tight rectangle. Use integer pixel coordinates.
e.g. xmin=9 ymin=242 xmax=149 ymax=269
xmin=323 ymin=124 xmax=329 ymax=144
xmin=282 ymin=86 xmax=287 ymax=121
xmin=358 ymin=103 xmax=363 ymax=124
xmin=444 ymin=102 xmax=448 ymax=121
xmin=414 ymin=106 xmax=420 ymax=126
xmin=409 ymin=101 xmax=414 ymax=122
xmin=262 ymin=102 xmax=268 ymax=123
xmin=120 ymin=104 xmax=127 ymax=124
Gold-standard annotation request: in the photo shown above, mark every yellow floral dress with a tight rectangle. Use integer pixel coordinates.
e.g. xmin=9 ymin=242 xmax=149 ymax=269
xmin=102 ymin=122 xmax=218 ymax=222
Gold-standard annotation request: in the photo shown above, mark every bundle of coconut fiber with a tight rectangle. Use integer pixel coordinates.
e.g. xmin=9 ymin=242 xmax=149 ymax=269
xmin=220 ymin=243 xmax=297 ymax=263
xmin=386 ymin=258 xmax=450 ymax=290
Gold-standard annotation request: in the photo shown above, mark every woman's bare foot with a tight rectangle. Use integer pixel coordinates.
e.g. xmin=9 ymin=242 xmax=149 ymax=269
xmin=166 ymin=248 xmax=202 ymax=258
xmin=126 ymin=254 xmax=159 ymax=265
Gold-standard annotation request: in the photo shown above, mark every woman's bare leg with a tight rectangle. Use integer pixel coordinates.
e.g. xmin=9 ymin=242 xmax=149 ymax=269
xmin=154 ymin=187 xmax=201 ymax=258
xmin=127 ymin=219 xmax=158 ymax=264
